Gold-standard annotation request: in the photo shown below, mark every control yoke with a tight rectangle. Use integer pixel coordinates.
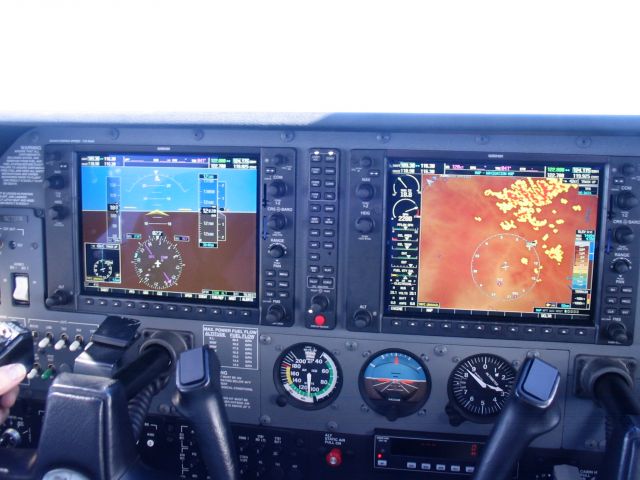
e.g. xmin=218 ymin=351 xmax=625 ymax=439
xmin=0 ymin=317 xmax=238 ymax=480
xmin=173 ymin=347 xmax=240 ymax=480
xmin=473 ymin=357 xmax=562 ymax=480
xmin=579 ymin=357 xmax=640 ymax=480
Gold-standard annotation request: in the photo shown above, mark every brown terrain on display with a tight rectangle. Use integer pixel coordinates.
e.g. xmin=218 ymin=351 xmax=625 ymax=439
xmin=417 ymin=175 xmax=598 ymax=313
xmin=83 ymin=210 xmax=256 ymax=294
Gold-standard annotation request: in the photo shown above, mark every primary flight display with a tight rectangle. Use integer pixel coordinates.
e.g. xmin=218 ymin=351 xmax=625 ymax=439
xmin=386 ymin=158 xmax=601 ymax=323
xmin=80 ymin=152 xmax=258 ymax=304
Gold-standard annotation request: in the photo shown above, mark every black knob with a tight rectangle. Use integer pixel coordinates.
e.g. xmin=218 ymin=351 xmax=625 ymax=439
xmin=45 ymin=174 xmax=66 ymax=190
xmin=359 ymin=156 xmax=373 ymax=168
xmin=267 ymin=180 xmax=287 ymax=198
xmin=271 ymin=154 xmax=286 ymax=166
xmin=45 ymin=152 xmax=61 ymax=162
xmin=607 ymin=322 xmax=629 ymax=343
xmin=0 ymin=428 xmax=21 ymax=448
xmin=614 ymin=226 xmax=635 ymax=245
xmin=267 ymin=213 xmax=287 ymax=231
xmin=611 ymin=258 xmax=632 ymax=274
xmin=268 ymin=244 xmax=286 ymax=258
xmin=355 ymin=183 xmax=374 ymax=201
xmin=353 ymin=309 xmax=372 ymax=329
xmin=307 ymin=295 xmax=329 ymax=314
xmin=265 ymin=304 xmax=286 ymax=324
xmin=616 ymin=192 xmax=639 ymax=210
xmin=622 ymin=164 xmax=637 ymax=176
xmin=48 ymin=205 xmax=67 ymax=221
xmin=355 ymin=216 xmax=374 ymax=234
xmin=45 ymin=289 xmax=71 ymax=307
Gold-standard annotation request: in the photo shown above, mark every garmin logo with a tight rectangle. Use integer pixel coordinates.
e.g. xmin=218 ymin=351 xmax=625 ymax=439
xmin=488 ymin=154 xmax=504 ymax=158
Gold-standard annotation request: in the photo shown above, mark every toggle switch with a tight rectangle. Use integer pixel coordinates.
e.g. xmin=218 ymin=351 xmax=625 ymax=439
xmin=11 ymin=274 xmax=30 ymax=305
xmin=69 ymin=336 xmax=83 ymax=352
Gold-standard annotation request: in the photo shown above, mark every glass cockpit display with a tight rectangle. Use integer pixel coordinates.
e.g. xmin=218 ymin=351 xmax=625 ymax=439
xmin=386 ymin=158 xmax=602 ymax=323
xmin=80 ymin=152 xmax=258 ymax=304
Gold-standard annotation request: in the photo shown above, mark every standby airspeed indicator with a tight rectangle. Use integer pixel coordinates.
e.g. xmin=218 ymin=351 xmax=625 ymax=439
xmin=274 ymin=343 xmax=342 ymax=410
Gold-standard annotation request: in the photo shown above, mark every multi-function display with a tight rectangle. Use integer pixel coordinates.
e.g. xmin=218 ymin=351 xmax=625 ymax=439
xmin=386 ymin=158 xmax=602 ymax=323
xmin=80 ymin=152 xmax=258 ymax=304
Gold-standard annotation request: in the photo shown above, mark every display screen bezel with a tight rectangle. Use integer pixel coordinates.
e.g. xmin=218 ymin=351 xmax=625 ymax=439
xmin=76 ymin=146 xmax=261 ymax=307
xmin=382 ymin=151 xmax=609 ymax=327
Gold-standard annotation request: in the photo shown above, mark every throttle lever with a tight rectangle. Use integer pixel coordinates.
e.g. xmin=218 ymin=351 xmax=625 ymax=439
xmin=473 ymin=357 xmax=562 ymax=480
xmin=172 ymin=347 xmax=239 ymax=480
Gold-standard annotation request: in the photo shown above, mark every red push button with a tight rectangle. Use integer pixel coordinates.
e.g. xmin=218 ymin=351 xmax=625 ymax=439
xmin=325 ymin=447 xmax=342 ymax=467
xmin=314 ymin=315 xmax=326 ymax=326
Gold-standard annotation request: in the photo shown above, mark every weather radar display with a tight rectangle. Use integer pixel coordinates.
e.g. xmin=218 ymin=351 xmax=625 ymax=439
xmin=386 ymin=157 xmax=601 ymax=322
xmin=80 ymin=152 xmax=258 ymax=304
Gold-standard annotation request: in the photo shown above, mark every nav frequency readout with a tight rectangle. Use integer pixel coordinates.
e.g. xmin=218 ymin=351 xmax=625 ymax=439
xmin=80 ymin=152 xmax=258 ymax=304
xmin=386 ymin=160 xmax=601 ymax=321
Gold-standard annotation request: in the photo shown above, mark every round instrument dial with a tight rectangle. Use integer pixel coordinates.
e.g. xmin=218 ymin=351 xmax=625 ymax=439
xmin=132 ymin=236 xmax=184 ymax=290
xmin=447 ymin=354 xmax=517 ymax=423
xmin=93 ymin=258 xmax=114 ymax=280
xmin=274 ymin=343 xmax=342 ymax=410
xmin=359 ymin=350 xmax=431 ymax=421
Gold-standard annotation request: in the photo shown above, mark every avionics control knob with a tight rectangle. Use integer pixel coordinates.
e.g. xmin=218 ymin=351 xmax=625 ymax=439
xmin=265 ymin=304 xmax=286 ymax=324
xmin=622 ymin=163 xmax=637 ymax=176
xmin=267 ymin=180 xmax=287 ymax=198
xmin=355 ymin=216 xmax=374 ymax=234
xmin=359 ymin=156 xmax=373 ymax=168
xmin=307 ymin=294 xmax=329 ymax=315
xmin=611 ymin=258 xmax=632 ymax=274
xmin=45 ymin=289 xmax=71 ymax=307
xmin=614 ymin=226 xmax=635 ymax=245
xmin=267 ymin=213 xmax=287 ymax=231
xmin=353 ymin=309 xmax=372 ymax=329
xmin=617 ymin=191 xmax=639 ymax=210
xmin=607 ymin=322 xmax=629 ymax=343
xmin=48 ymin=205 xmax=67 ymax=221
xmin=268 ymin=244 xmax=286 ymax=258
xmin=355 ymin=183 xmax=374 ymax=201
xmin=271 ymin=154 xmax=286 ymax=166
xmin=45 ymin=174 xmax=65 ymax=190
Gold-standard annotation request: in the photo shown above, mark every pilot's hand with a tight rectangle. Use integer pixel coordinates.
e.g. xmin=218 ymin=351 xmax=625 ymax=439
xmin=0 ymin=364 xmax=26 ymax=424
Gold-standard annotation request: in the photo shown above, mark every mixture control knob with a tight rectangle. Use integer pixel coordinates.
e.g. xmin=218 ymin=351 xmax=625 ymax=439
xmin=611 ymin=258 xmax=632 ymax=274
xmin=616 ymin=191 xmax=639 ymax=210
xmin=307 ymin=294 xmax=329 ymax=315
xmin=268 ymin=244 xmax=286 ymax=258
xmin=355 ymin=216 xmax=374 ymax=234
xmin=45 ymin=174 xmax=66 ymax=190
xmin=48 ymin=205 xmax=67 ymax=221
xmin=607 ymin=322 xmax=629 ymax=343
xmin=267 ymin=180 xmax=287 ymax=198
xmin=45 ymin=289 xmax=71 ymax=307
xmin=355 ymin=183 xmax=374 ymax=201
xmin=267 ymin=213 xmax=287 ymax=231
xmin=265 ymin=304 xmax=286 ymax=324
xmin=622 ymin=163 xmax=637 ymax=176
xmin=353 ymin=309 xmax=372 ymax=329
xmin=614 ymin=225 xmax=635 ymax=245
